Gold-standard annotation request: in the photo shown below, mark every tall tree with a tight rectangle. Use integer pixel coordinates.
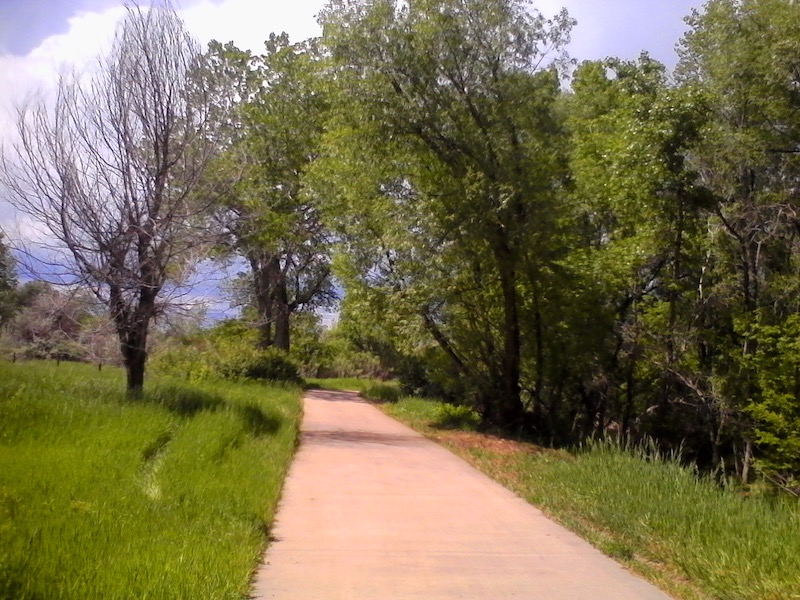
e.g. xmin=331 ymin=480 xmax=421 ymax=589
xmin=678 ymin=0 xmax=800 ymax=486
xmin=0 ymin=2 xmax=217 ymax=392
xmin=315 ymin=0 xmax=574 ymax=428
xmin=566 ymin=55 xmax=721 ymax=451
xmin=204 ymin=35 xmax=333 ymax=351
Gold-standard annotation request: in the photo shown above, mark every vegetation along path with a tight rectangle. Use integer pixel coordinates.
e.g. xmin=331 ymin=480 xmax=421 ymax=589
xmin=252 ymin=390 xmax=670 ymax=599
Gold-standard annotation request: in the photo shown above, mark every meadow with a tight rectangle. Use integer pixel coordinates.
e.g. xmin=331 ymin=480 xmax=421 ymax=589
xmin=381 ymin=396 xmax=800 ymax=600
xmin=0 ymin=361 xmax=302 ymax=600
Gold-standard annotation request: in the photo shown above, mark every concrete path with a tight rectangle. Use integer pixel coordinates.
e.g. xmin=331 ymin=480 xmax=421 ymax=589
xmin=251 ymin=390 xmax=672 ymax=599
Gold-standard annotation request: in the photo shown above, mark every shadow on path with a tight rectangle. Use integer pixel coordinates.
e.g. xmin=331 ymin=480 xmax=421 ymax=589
xmin=302 ymin=429 xmax=426 ymax=447
xmin=305 ymin=389 xmax=366 ymax=404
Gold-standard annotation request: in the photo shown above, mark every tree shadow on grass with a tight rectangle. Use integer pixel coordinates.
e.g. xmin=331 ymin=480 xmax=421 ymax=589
xmin=139 ymin=384 xmax=282 ymax=442
xmin=237 ymin=403 xmax=281 ymax=437
xmin=144 ymin=384 xmax=225 ymax=417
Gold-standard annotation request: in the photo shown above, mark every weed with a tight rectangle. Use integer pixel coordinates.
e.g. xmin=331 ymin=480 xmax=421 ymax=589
xmin=433 ymin=403 xmax=480 ymax=430
xmin=361 ymin=382 xmax=402 ymax=403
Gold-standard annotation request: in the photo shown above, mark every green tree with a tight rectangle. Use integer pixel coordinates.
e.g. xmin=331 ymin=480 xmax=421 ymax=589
xmin=678 ymin=0 xmax=800 ymax=486
xmin=566 ymin=56 xmax=720 ymax=451
xmin=315 ymin=0 xmax=574 ymax=428
xmin=204 ymin=34 xmax=333 ymax=352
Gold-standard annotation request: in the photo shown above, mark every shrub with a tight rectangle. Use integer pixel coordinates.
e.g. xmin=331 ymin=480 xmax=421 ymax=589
xmin=433 ymin=403 xmax=481 ymax=430
xmin=22 ymin=337 xmax=87 ymax=362
xmin=219 ymin=346 xmax=301 ymax=384
xmin=361 ymin=382 xmax=401 ymax=403
xmin=395 ymin=346 xmax=468 ymax=402
xmin=151 ymin=322 xmax=302 ymax=385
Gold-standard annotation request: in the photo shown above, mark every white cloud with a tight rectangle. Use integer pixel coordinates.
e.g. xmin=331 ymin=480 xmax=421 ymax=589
xmin=181 ymin=0 xmax=325 ymax=52
xmin=0 ymin=5 xmax=123 ymax=147
xmin=0 ymin=1 xmax=327 ymax=241
xmin=0 ymin=1 xmax=325 ymax=137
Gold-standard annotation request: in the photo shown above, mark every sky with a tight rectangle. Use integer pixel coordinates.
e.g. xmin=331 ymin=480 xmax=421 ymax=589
xmin=0 ymin=0 xmax=704 ymax=318
xmin=0 ymin=0 xmax=703 ymax=78
xmin=0 ymin=0 xmax=704 ymax=143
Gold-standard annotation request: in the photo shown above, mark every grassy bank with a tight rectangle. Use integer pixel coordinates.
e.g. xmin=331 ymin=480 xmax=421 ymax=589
xmin=0 ymin=361 xmax=302 ymax=600
xmin=381 ymin=396 xmax=800 ymax=600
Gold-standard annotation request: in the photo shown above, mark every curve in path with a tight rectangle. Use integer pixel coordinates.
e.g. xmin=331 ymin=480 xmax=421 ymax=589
xmin=251 ymin=389 xmax=672 ymax=599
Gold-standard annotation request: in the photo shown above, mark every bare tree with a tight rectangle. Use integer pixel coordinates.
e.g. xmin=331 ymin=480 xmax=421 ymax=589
xmin=0 ymin=2 xmax=217 ymax=392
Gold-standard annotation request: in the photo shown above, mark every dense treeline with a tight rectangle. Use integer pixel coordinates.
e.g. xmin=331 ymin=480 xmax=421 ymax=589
xmin=2 ymin=0 xmax=799 ymax=491
xmin=302 ymin=0 xmax=800 ymax=491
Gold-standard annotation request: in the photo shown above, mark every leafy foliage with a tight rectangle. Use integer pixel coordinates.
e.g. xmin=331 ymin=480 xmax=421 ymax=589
xmin=314 ymin=0 xmax=575 ymax=428
xmin=151 ymin=320 xmax=301 ymax=384
xmin=310 ymin=0 xmax=800 ymax=489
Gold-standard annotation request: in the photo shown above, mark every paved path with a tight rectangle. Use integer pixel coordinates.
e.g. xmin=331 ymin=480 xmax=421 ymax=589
xmin=251 ymin=390 xmax=672 ymax=599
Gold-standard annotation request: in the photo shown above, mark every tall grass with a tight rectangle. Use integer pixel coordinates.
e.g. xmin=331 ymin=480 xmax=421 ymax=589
xmin=381 ymin=396 xmax=800 ymax=600
xmin=0 ymin=361 xmax=302 ymax=600
xmin=517 ymin=439 xmax=800 ymax=600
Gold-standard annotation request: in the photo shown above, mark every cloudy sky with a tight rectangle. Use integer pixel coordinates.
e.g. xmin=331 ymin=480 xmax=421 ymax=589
xmin=0 ymin=0 xmax=706 ymax=158
xmin=0 ymin=0 xmax=702 ymax=72
xmin=0 ymin=0 xmax=705 ymax=141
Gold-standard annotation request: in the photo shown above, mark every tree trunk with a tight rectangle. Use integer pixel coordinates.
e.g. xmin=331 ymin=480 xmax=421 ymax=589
xmin=492 ymin=241 xmax=524 ymax=429
xmin=274 ymin=279 xmax=291 ymax=352
xmin=533 ymin=291 xmax=544 ymax=412
xmin=258 ymin=299 xmax=274 ymax=349
xmin=622 ymin=364 xmax=635 ymax=436
xmin=251 ymin=253 xmax=275 ymax=349
xmin=125 ymin=347 xmax=147 ymax=394
xmin=120 ymin=324 xmax=149 ymax=396
xmin=741 ymin=438 xmax=752 ymax=485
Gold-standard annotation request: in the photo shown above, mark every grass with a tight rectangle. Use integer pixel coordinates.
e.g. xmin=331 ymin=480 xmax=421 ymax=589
xmin=380 ymin=396 xmax=800 ymax=600
xmin=305 ymin=376 xmax=391 ymax=392
xmin=0 ymin=360 xmax=302 ymax=600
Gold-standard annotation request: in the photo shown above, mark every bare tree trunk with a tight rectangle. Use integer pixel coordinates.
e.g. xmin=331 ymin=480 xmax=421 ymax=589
xmin=250 ymin=253 xmax=276 ymax=349
xmin=622 ymin=365 xmax=635 ymax=436
xmin=125 ymin=347 xmax=147 ymax=393
xmin=533 ymin=289 xmax=544 ymax=412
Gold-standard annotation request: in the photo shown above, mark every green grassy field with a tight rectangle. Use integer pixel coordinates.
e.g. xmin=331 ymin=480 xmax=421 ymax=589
xmin=0 ymin=361 xmax=302 ymax=600
xmin=381 ymin=396 xmax=800 ymax=600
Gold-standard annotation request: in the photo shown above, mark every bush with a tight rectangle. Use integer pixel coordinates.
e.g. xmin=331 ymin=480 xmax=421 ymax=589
xmin=22 ymin=337 xmax=87 ymax=362
xmin=151 ymin=322 xmax=301 ymax=385
xmin=433 ymin=403 xmax=481 ymax=430
xmin=395 ymin=347 xmax=468 ymax=402
xmin=361 ymin=382 xmax=401 ymax=403
xmin=219 ymin=346 xmax=301 ymax=384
